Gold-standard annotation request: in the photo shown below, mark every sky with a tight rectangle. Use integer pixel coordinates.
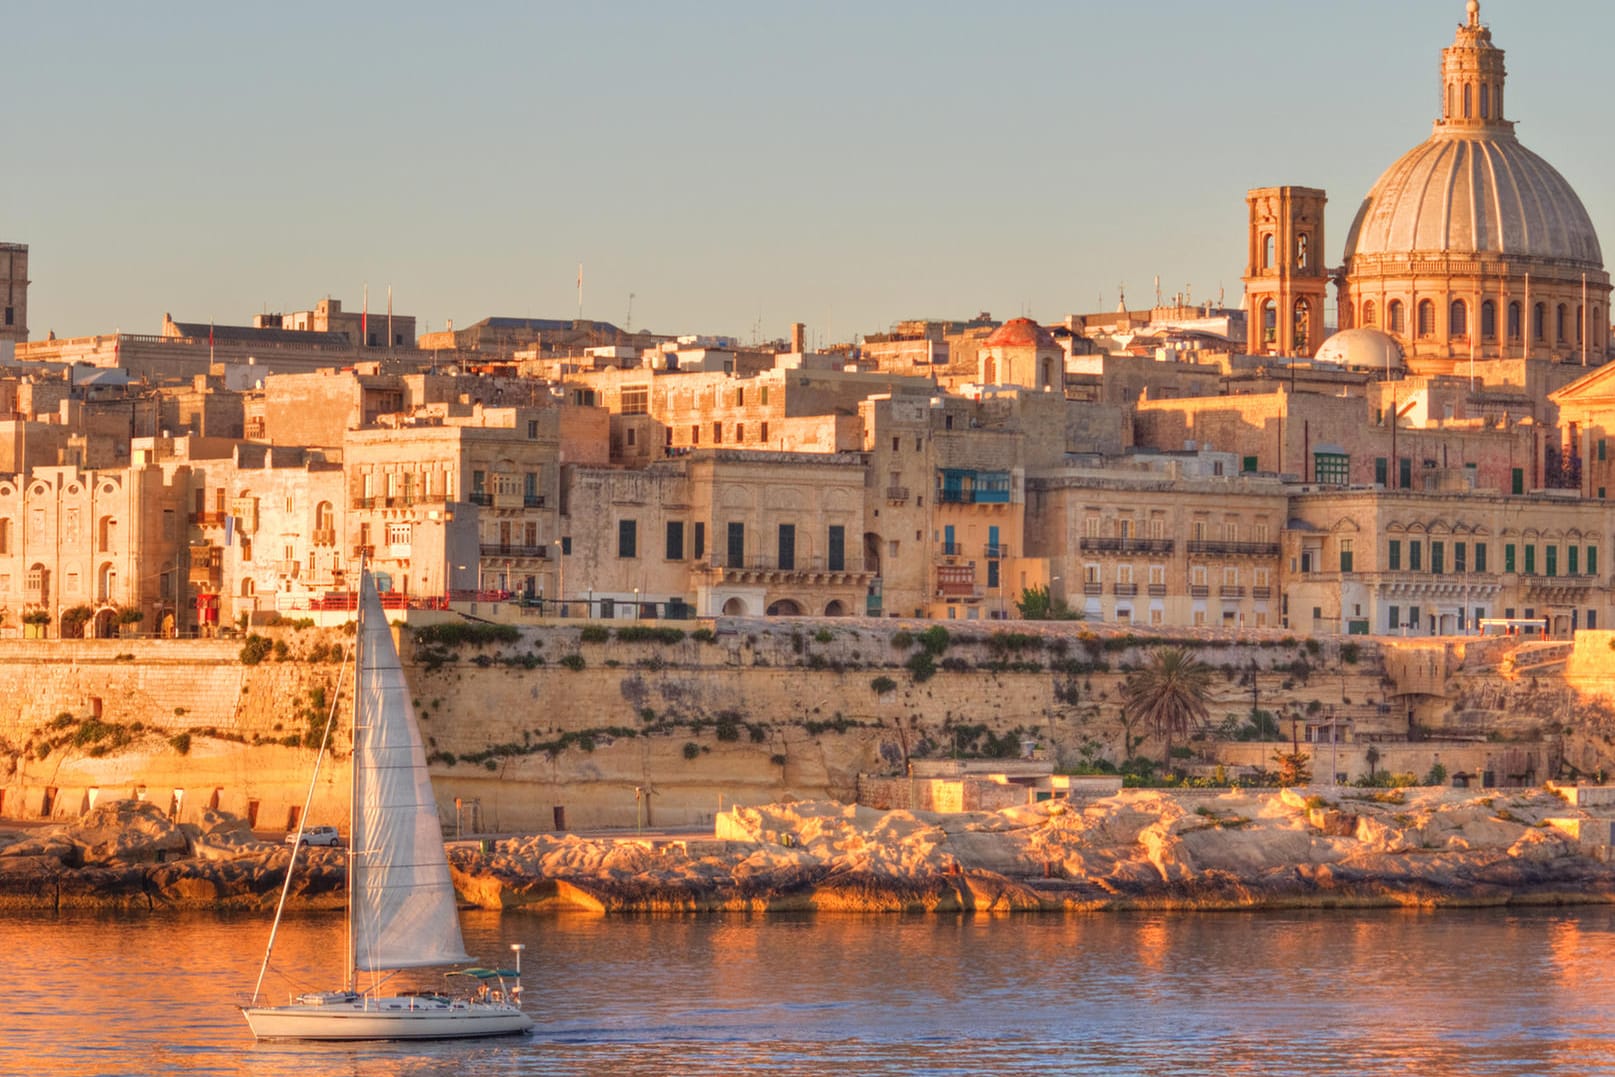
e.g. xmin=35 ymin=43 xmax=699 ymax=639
xmin=6 ymin=0 xmax=1613 ymax=347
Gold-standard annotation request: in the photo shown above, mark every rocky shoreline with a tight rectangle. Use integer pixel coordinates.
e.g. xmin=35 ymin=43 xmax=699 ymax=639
xmin=5 ymin=788 xmax=1615 ymax=914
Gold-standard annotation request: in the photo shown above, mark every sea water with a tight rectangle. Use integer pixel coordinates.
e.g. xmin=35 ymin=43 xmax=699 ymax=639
xmin=4 ymin=905 xmax=1614 ymax=1076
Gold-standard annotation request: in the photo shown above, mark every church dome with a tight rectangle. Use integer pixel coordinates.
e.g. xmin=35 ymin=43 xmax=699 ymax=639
xmin=983 ymin=317 xmax=1054 ymax=349
xmin=1342 ymin=129 xmax=1603 ymax=268
xmin=1315 ymin=327 xmax=1405 ymax=371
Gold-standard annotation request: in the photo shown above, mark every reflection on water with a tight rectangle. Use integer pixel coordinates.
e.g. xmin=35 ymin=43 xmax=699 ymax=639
xmin=6 ymin=907 xmax=1615 ymax=1076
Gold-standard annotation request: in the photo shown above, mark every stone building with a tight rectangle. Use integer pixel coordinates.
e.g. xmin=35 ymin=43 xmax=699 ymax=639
xmin=1329 ymin=2 xmax=1609 ymax=366
xmin=0 ymin=463 xmax=189 ymax=638
xmin=1283 ymin=485 xmax=1609 ymax=637
xmin=1025 ymin=457 xmax=1289 ymax=629
xmin=342 ymin=404 xmax=609 ymax=604
xmin=563 ymin=450 xmax=873 ymax=618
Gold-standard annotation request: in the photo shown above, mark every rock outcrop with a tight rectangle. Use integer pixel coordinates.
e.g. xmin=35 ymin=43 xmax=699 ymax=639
xmin=6 ymin=789 xmax=1615 ymax=913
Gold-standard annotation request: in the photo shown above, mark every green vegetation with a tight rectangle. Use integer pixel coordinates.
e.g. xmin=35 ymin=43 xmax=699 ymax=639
xmin=616 ymin=625 xmax=686 ymax=645
xmin=870 ymin=675 xmax=898 ymax=696
xmin=412 ymin=622 xmax=520 ymax=647
xmin=239 ymin=635 xmax=273 ymax=665
xmin=560 ymin=653 xmax=587 ymax=671
xmin=691 ymin=627 xmax=717 ymax=643
xmin=578 ymin=625 xmax=611 ymax=644
xmin=1014 ymin=585 xmax=1081 ymax=621
xmin=1121 ymin=647 xmax=1213 ymax=772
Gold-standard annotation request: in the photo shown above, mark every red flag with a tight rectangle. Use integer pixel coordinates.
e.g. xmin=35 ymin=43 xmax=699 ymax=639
xmin=361 ymin=284 xmax=368 ymax=345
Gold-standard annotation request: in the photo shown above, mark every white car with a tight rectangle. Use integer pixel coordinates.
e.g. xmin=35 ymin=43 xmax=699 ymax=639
xmin=286 ymin=826 xmax=341 ymax=847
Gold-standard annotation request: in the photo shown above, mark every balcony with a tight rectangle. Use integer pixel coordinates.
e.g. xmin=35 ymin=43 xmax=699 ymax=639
xmin=1219 ymin=585 xmax=1246 ymax=599
xmin=1113 ymin=582 xmax=1139 ymax=597
xmin=479 ymin=543 xmax=551 ymax=559
xmin=697 ymin=553 xmax=871 ymax=585
xmin=1148 ymin=583 xmax=1167 ymax=597
xmin=1252 ymin=586 xmax=1273 ymax=600
xmin=1080 ymin=536 xmax=1175 ymax=555
xmin=1186 ymin=540 xmax=1282 ymax=558
xmin=1190 ymin=584 xmax=1210 ymax=598
xmin=311 ymin=528 xmax=336 ymax=547
xmin=1083 ymin=581 xmax=1103 ymax=596
xmin=353 ymin=494 xmax=444 ymax=511
xmin=935 ymin=563 xmax=977 ymax=598
xmin=279 ymin=560 xmax=301 ymax=579
xmin=189 ymin=511 xmax=226 ymax=527
xmin=524 ymin=495 xmax=546 ymax=508
xmin=885 ymin=486 xmax=910 ymax=502
xmin=940 ymin=542 xmax=964 ymax=557
xmin=467 ymin=492 xmax=493 ymax=507
xmin=985 ymin=543 xmax=1010 ymax=559
xmin=352 ymin=544 xmax=375 ymax=559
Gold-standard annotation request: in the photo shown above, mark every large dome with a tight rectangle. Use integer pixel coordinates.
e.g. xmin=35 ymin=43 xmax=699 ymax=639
xmin=1343 ymin=129 xmax=1603 ymax=268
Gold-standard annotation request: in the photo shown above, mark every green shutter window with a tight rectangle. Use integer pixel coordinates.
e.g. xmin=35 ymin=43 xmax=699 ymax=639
xmin=1410 ymin=542 xmax=1423 ymax=572
xmin=1512 ymin=467 xmax=1524 ymax=494
xmin=1590 ymin=547 xmax=1599 ymax=576
xmin=1399 ymin=458 xmax=1413 ymax=489
xmin=1454 ymin=542 xmax=1466 ymax=572
xmin=1600 ymin=439 xmax=1607 ymax=462
xmin=1431 ymin=541 xmax=1444 ymax=574
xmin=1546 ymin=546 xmax=1558 ymax=577
xmin=1242 ymin=455 xmax=1259 ymax=474
xmin=1570 ymin=546 xmax=1580 ymax=576
xmin=1388 ymin=540 xmax=1401 ymax=571
xmin=1475 ymin=543 xmax=1487 ymax=572
xmin=1525 ymin=545 xmax=1536 ymax=574
xmin=1505 ymin=544 xmax=1516 ymax=573
xmin=1375 ymin=458 xmax=1388 ymax=485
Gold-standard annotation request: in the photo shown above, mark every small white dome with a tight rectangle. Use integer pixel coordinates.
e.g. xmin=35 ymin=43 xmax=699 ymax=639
xmin=1316 ymin=328 xmax=1405 ymax=371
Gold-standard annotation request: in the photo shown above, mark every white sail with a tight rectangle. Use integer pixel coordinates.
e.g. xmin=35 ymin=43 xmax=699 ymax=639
xmin=351 ymin=574 xmax=472 ymax=972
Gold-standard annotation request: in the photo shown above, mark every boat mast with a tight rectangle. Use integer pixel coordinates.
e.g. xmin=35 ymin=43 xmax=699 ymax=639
xmin=347 ymin=565 xmax=365 ymax=994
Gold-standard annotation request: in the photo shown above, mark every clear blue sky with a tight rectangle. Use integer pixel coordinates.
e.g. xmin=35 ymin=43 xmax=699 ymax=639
xmin=6 ymin=0 xmax=1610 ymax=346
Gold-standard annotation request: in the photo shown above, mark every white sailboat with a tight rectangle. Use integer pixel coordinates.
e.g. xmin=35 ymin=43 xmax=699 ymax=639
xmin=242 ymin=571 xmax=534 ymax=1041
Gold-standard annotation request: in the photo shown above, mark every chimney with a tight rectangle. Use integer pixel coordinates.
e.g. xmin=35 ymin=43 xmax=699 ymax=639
xmin=790 ymin=322 xmax=806 ymax=353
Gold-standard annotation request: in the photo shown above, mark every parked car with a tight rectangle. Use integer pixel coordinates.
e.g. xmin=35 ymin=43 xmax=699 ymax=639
xmin=286 ymin=826 xmax=341 ymax=847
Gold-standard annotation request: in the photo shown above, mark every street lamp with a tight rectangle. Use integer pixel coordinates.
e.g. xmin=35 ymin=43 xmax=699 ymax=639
xmin=552 ymin=539 xmax=564 ymax=618
xmin=633 ymin=586 xmax=640 ymax=621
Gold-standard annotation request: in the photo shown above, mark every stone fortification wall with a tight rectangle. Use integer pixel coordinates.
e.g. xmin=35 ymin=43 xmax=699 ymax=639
xmin=1 ymin=619 xmax=1607 ymax=832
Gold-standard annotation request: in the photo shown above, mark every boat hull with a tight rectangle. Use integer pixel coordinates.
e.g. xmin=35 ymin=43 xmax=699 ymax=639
xmin=243 ymin=998 xmax=534 ymax=1041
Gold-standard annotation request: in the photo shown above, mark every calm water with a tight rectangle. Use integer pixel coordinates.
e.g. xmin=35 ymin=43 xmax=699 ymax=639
xmin=4 ymin=906 xmax=1615 ymax=1076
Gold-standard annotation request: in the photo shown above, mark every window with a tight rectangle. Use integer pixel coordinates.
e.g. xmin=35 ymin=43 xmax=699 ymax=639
xmin=712 ymin=422 xmax=722 ymax=444
xmin=828 ymin=525 xmax=845 ymax=572
xmin=1399 ymin=458 xmax=1412 ymax=489
xmin=987 ymin=560 xmax=999 ymax=589
xmin=691 ymin=425 xmax=700 ymax=446
xmin=1242 ymin=455 xmax=1259 ymax=474
xmin=1589 ymin=546 xmax=1599 ymax=577
xmin=1557 ymin=304 xmax=1568 ymax=343
xmin=1570 ymin=546 xmax=1580 ymax=576
xmin=1534 ymin=302 xmax=1546 ymax=343
xmin=1512 ymin=467 xmax=1524 ymax=495
xmin=777 ymin=524 xmax=796 ymax=571
xmin=1375 ymin=458 xmax=1388 ymax=486
xmin=760 ymin=422 xmax=769 ymax=442
xmin=1388 ymin=300 xmax=1405 ymax=334
xmin=1262 ymin=234 xmax=1275 ymax=269
xmin=727 ymin=522 xmax=745 ymax=568
xmin=1450 ymin=299 xmax=1467 ymax=337
xmin=617 ymin=519 xmax=637 ymax=559
xmin=1430 ymin=541 xmax=1444 ymax=574
xmin=1524 ymin=544 xmax=1536 ymax=575
xmin=1388 ymin=605 xmax=1400 ymax=631
xmin=1363 ymin=300 xmax=1377 ymax=327
xmin=1475 ymin=543 xmax=1487 ymax=572
xmin=620 ymin=386 xmax=649 ymax=414
xmin=1409 ymin=541 xmax=1423 ymax=572
xmin=1508 ymin=301 xmax=1522 ymax=340
xmin=1417 ymin=300 xmax=1435 ymax=338
xmin=1546 ymin=546 xmax=1558 ymax=578
xmin=1505 ymin=543 xmax=1516 ymax=573
xmin=1410 ymin=606 xmax=1421 ymax=632
xmin=1296 ymin=233 xmax=1309 ymax=269
xmin=1340 ymin=539 xmax=1353 ymax=574
xmin=1455 ymin=542 xmax=1466 ymax=573
xmin=1313 ymin=452 xmax=1349 ymax=486
xmin=1482 ymin=300 xmax=1496 ymax=340
xmin=665 ymin=521 xmax=684 ymax=561
xmin=694 ymin=522 xmax=705 ymax=561
xmin=1388 ymin=540 xmax=1401 ymax=571
xmin=386 ymin=522 xmax=412 ymax=547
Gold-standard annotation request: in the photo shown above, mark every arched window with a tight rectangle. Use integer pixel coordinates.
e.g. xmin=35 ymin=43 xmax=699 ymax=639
xmin=1388 ymin=300 xmax=1405 ymax=334
xmin=1463 ymin=83 xmax=1472 ymax=119
xmin=1557 ymin=303 xmax=1569 ymax=343
xmin=98 ymin=563 xmax=116 ymax=603
xmin=1262 ymin=234 xmax=1275 ymax=270
xmin=1260 ymin=299 xmax=1277 ymax=347
xmin=1296 ymin=233 xmax=1309 ymax=270
xmin=1577 ymin=305 xmax=1585 ymax=345
xmin=97 ymin=515 xmax=116 ymax=553
xmin=1293 ymin=298 xmax=1312 ymax=351
xmin=1447 ymin=84 xmax=1456 ymax=121
xmin=1481 ymin=300 xmax=1497 ymax=340
xmin=1508 ymin=301 xmax=1522 ymax=341
xmin=1481 ymin=83 xmax=1490 ymax=119
xmin=1450 ymin=299 xmax=1467 ymax=338
xmin=1534 ymin=302 xmax=1547 ymax=343
xmin=1418 ymin=299 xmax=1436 ymax=338
xmin=1363 ymin=300 xmax=1378 ymax=327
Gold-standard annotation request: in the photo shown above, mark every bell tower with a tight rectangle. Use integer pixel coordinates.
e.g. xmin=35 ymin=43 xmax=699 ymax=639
xmin=1242 ymin=186 xmax=1328 ymax=357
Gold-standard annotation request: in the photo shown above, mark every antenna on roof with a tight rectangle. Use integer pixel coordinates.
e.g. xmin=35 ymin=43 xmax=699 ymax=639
xmin=626 ymin=292 xmax=636 ymax=333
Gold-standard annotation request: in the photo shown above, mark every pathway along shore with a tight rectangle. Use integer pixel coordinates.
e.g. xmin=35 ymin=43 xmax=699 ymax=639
xmin=5 ymin=789 xmax=1615 ymax=913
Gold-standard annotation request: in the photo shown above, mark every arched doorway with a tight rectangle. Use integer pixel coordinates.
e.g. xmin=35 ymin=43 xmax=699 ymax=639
xmin=92 ymin=607 xmax=117 ymax=638
xmin=824 ymin=600 xmax=847 ymax=617
xmin=721 ymin=597 xmax=749 ymax=616
xmin=766 ymin=599 xmax=804 ymax=616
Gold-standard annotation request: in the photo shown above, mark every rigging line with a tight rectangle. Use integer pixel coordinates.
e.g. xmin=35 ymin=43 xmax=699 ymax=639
xmin=250 ymin=639 xmax=353 ymax=1006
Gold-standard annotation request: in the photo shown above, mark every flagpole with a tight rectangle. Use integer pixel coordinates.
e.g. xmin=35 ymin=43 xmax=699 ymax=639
xmin=387 ymin=284 xmax=393 ymax=352
xmin=577 ymin=264 xmax=584 ymax=322
xmin=361 ymin=283 xmax=368 ymax=349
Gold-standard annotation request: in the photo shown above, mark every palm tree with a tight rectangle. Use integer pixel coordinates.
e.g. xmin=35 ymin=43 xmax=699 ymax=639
xmin=1122 ymin=647 xmax=1214 ymax=774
